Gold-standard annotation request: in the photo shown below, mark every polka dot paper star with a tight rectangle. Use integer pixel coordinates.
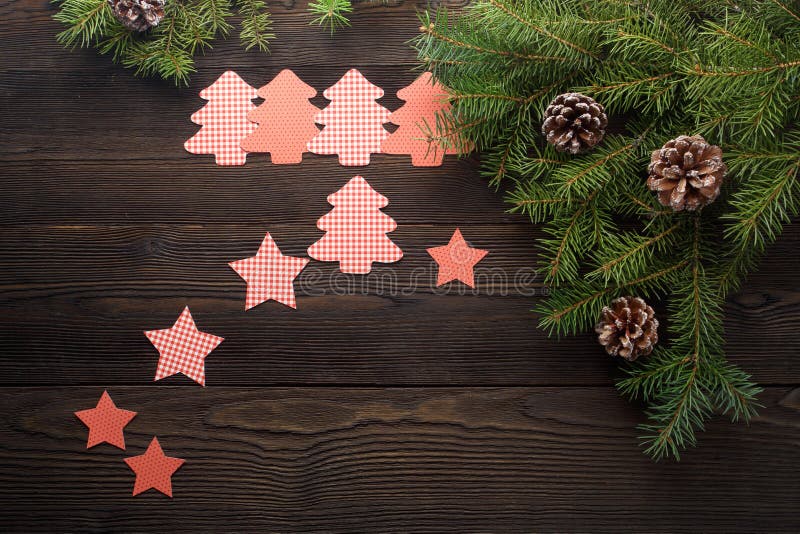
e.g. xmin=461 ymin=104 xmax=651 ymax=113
xmin=427 ymin=228 xmax=489 ymax=288
xmin=144 ymin=307 xmax=224 ymax=386
xmin=124 ymin=437 xmax=185 ymax=497
xmin=74 ymin=390 xmax=137 ymax=450
xmin=228 ymin=232 xmax=309 ymax=310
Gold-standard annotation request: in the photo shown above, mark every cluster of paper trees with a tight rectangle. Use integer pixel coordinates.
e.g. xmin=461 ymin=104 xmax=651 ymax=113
xmin=184 ymin=69 xmax=461 ymax=167
xmin=139 ymin=175 xmax=487 ymax=390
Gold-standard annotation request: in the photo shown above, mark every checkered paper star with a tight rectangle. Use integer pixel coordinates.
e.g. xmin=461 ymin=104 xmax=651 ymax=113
xmin=228 ymin=233 xmax=310 ymax=310
xmin=74 ymin=390 xmax=137 ymax=450
xmin=144 ymin=307 xmax=224 ymax=386
xmin=427 ymin=228 xmax=489 ymax=288
xmin=124 ymin=437 xmax=185 ymax=497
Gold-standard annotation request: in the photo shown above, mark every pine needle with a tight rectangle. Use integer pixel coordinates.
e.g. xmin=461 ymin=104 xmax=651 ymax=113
xmin=413 ymin=0 xmax=800 ymax=460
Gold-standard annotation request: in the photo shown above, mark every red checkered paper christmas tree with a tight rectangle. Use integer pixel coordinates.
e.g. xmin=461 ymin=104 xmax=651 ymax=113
xmin=184 ymin=71 xmax=258 ymax=166
xmin=239 ymin=69 xmax=320 ymax=164
xmin=307 ymin=69 xmax=391 ymax=166
xmin=381 ymin=72 xmax=460 ymax=167
xmin=307 ymin=175 xmax=403 ymax=273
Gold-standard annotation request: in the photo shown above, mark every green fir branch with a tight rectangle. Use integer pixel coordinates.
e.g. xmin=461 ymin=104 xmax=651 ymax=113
xmin=54 ymin=0 xmax=272 ymax=84
xmin=413 ymin=0 xmax=796 ymax=460
xmin=237 ymin=0 xmax=274 ymax=51
xmin=308 ymin=0 xmax=352 ymax=33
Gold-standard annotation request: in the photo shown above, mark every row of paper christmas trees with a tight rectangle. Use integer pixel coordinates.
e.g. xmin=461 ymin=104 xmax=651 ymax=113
xmin=184 ymin=69 xmax=463 ymax=167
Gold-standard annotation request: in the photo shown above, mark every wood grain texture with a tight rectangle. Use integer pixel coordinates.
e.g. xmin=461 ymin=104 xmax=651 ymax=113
xmin=0 ymin=224 xmax=798 ymax=385
xmin=1 ymin=387 xmax=799 ymax=532
xmin=1 ymin=0 xmax=799 ymax=530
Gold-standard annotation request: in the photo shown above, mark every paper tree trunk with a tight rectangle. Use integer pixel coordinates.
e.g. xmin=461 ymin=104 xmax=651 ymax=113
xmin=306 ymin=69 xmax=391 ymax=166
xmin=239 ymin=69 xmax=320 ymax=164
xmin=381 ymin=72 xmax=460 ymax=167
xmin=184 ymin=71 xmax=258 ymax=166
xmin=307 ymin=175 xmax=403 ymax=273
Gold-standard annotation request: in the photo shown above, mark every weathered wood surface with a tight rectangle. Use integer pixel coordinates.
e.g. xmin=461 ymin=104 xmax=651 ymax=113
xmin=1 ymin=0 xmax=798 ymax=531
xmin=1 ymin=387 xmax=799 ymax=532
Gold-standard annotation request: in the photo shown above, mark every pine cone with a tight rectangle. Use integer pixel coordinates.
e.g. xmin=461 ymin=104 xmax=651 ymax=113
xmin=542 ymin=93 xmax=607 ymax=154
xmin=647 ymin=135 xmax=726 ymax=211
xmin=595 ymin=296 xmax=658 ymax=361
xmin=108 ymin=0 xmax=165 ymax=32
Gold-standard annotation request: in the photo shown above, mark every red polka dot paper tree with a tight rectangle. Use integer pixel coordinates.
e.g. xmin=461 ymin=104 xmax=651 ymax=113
xmin=239 ymin=69 xmax=321 ymax=164
xmin=307 ymin=69 xmax=391 ymax=166
xmin=184 ymin=71 xmax=258 ymax=166
xmin=307 ymin=175 xmax=403 ymax=274
xmin=382 ymin=72 xmax=460 ymax=167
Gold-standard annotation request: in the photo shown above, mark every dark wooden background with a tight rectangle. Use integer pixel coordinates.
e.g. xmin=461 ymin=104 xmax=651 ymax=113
xmin=1 ymin=0 xmax=799 ymax=531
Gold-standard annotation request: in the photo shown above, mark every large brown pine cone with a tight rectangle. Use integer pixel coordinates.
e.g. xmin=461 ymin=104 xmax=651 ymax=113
xmin=647 ymin=134 xmax=726 ymax=211
xmin=595 ymin=296 xmax=658 ymax=361
xmin=109 ymin=0 xmax=165 ymax=32
xmin=541 ymin=93 xmax=607 ymax=154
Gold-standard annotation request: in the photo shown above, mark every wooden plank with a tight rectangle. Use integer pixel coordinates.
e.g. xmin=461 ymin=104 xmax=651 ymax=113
xmin=0 ymin=65 xmax=456 ymax=162
xmin=1 ymin=386 xmax=798 ymax=531
xmin=0 ymin=159 xmax=518 ymax=225
xmin=0 ymin=1 xmax=465 ymax=71
xmin=1 ymin=224 xmax=798 ymax=386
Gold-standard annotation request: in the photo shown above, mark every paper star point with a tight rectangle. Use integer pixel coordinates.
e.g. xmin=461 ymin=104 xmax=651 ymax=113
xmin=144 ymin=307 xmax=224 ymax=386
xmin=124 ymin=437 xmax=185 ymax=497
xmin=427 ymin=228 xmax=489 ymax=288
xmin=229 ymin=233 xmax=309 ymax=310
xmin=74 ymin=390 xmax=137 ymax=450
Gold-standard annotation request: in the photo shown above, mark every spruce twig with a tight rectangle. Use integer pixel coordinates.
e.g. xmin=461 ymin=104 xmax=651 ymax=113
xmin=54 ymin=0 xmax=274 ymax=84
xmin=414 ymin=0 xmax=799 ymax=460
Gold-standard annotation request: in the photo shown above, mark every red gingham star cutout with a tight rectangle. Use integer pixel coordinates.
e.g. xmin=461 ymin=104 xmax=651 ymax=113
xmin=307 ymin=175 xmax=403 ymax=274
xmin=124 ymin=437 xmax=185 ymax=498
xmin=307 ymin=69 xmax=391 ymax=166
xmin=144 ymin=307 xmax=224 ymax=386
xmin=74 ymin=390 xmax=137 ymax=450
xmin=184 ymin=71 xmax=258 ymax=166
xmin=427 ymin=228 xmax=489 ymax=288
xmin=228 ymin=232 xmax=310 ymax=310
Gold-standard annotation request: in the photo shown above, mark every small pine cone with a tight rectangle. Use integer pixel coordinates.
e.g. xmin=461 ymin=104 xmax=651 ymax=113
xmin=108 ymin=0 xmax=165 ymax=32
xmin=647 ymin=134 xmax=726 ymax=212
xmin=595 ymin=296 xmax=659 ymax=361
xmin=542 ymin=93 xmax=607 ymax=154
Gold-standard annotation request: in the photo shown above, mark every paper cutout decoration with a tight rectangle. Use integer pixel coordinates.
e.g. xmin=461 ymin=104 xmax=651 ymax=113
xmin=239 ymin=69 xmax=320 ymax=164
xmin=229 ymin=232 xmax=310 ymax=310
xmin=307 ymin=175 xmax=403 ymax=273
xmin=74 ymin=390 xmax=137 ymax=450
xmin=144 ymin=307 xmax=224 ymax=386
xmin=427 ymin=228 xmax=489 ymax=288
xmin=184 ymin=71 xmax=258 ymax=165
xmin=307 ymin=69 xmax=391 ymax=166
xmin=382 ymin=72 xmax=460 ymax=167
xmin=124 ymin=437 xmax=185 ymax=497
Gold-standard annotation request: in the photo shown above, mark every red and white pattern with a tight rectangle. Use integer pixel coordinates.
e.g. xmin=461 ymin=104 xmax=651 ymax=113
xmin=74 ymin=390 xmax=137 ymax=450
xmin=184 ymin=71 xmax=258 ymax=166
xmin=307 ymin=175 xmax=403 ymax=273
xmin=239 ymin=69 xmax=320 ymax=165
xmin=144 ymin=307 xmax=224 ymax=386
xmin=427 ymin=228 xmax=489 ymax=288
xmin=307 ymin=69 xmax=391 ymax=166
xmin=124 ymin=437 xmax=185 ymax=497
xmin=228 ymin=232 xmax=310 ymax=310
xmin=382 ymin=72 xmax=461 ymax=167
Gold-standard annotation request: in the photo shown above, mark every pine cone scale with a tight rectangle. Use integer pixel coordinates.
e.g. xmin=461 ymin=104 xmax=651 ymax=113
xmin=542 ymin=93 xmax=607 ymax=154
xmin=109 ymin=0 xmax=166 ymax=32
xmin=647 ymin=134 xmax=726 ymax=211
xmin=595 ymin=296 xmax=659 ymax=361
